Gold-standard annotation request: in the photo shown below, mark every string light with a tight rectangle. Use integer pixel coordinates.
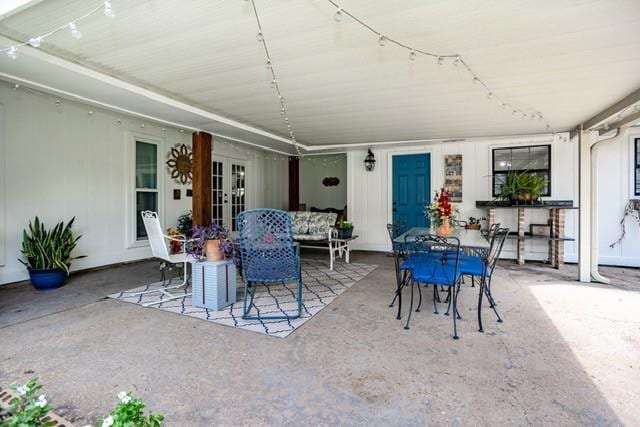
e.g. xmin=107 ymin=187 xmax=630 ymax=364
xmin=249 ymin=0 xmax=302 ymax=157
xmin=0 ymin=2 xmax=114 ymax=57
xmin=104 ymin=1 xmax=115 ymax=18
xmin=325 ymin=0 xmax=555 ymax=132
xmin=6 ymin=46 xmax=17 ymax=59
xmin=69 ymin=22 xmax=82 ymax=39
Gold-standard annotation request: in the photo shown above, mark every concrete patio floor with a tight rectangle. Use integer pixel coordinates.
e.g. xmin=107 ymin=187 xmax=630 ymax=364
xmin=1 ymin=252 xmax=639 ymax=426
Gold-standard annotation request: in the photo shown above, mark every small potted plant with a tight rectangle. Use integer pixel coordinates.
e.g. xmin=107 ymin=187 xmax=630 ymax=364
xmin=177 ymin=211 xmax=193 ymax=237
xmin=465 ymin=216 xmax=485 ymax=230
xmin=189 ymin=224 xmax=231 ymax=261
xmin=335 ymin=220 xmax=354 ymax=239
xmin=19 ymin=217 xmax=84 ymax=290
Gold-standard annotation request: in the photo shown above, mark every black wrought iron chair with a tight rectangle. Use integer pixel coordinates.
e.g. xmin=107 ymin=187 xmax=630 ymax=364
xmin=403 ymin=234 xmax=464 ymax=339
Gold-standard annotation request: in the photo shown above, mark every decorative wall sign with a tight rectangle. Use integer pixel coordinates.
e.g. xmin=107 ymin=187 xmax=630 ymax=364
xmin=444 ymin=154 xmax=463 ymax=202
xmin=322 ymin=177 xmax=340 ymax=187
xmin=166 ymin=143 xmax=193 ymax=185
xmin=173 ymin=189 xmax=181 ymax=200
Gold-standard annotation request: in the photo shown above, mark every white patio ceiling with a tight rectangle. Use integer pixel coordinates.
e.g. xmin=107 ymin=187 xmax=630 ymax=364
xmin=1 ymin=0 xmax=639 ymax=153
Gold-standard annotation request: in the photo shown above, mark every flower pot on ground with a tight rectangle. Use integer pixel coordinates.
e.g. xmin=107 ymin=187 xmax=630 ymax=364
xmin=19 ymin=217 xmax=84 ymax=290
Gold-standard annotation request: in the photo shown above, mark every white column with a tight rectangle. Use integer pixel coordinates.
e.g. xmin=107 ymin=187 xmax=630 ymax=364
xmin=578 ymin=129 xmax=592 ymax=282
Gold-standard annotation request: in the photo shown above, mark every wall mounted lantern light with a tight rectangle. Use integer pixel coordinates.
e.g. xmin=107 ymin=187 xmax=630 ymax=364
xmin=364 ymin=149 xmax=376 ymax=172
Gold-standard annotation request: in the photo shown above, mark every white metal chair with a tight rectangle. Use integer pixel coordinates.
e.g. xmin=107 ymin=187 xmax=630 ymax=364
xmin=128 ymin=211 xmax=193 ymax=307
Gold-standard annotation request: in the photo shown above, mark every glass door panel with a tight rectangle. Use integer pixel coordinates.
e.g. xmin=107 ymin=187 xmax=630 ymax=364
xmin=231 ymin=163 xmax=246 ymax=231
xmin=211 ymin=160 xmax=224 ymax=226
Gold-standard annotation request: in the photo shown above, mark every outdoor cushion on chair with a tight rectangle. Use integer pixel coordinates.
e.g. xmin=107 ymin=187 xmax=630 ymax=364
xmin=411 ymin=262 xmax=462 ymax=286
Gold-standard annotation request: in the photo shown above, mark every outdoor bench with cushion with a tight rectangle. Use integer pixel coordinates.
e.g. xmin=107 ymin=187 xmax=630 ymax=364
xmin=289 ymin=211 xmax=356 ymax=270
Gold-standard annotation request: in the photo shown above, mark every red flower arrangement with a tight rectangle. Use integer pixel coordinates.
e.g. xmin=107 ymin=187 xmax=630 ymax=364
xmin=426 ymin=188 xmax=458 ymax=227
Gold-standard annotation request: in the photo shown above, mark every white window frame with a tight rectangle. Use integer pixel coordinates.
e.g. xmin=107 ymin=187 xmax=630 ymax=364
xmin=127 ymin=133 xmax=163 ymax=248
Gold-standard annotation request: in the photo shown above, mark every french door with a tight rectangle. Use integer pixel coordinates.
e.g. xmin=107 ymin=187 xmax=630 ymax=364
xmin=212 ymin=157 xmax=247 ymax=231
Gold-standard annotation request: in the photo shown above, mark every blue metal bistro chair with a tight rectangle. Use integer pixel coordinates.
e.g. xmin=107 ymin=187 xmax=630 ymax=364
xmin=403 ymin=234 xmax=463 ymax=339
xmin=236 ymin=209 xmax=303 ymax=320
xmin=446 ymin=226 xmax=509 ymax=331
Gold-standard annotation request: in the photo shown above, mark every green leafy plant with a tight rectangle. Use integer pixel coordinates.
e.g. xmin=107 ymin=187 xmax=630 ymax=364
xmin=497 ymin=171 xmax=546 ymax=203
xmin=336 ymin=220 xmax=353 ymax=229
xmin=100 ymin=392 xmax=164 ymax=427
xmin=0 ymin=378 xmax=54 ymax=427
xmin=176 ymin=211 xmax=193 ymax=237
xmin=19 ymin=217 xmax=84 ymax=274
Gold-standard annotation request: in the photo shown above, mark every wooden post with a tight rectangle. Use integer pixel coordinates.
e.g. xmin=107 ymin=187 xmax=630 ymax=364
xmin=192 ymin=131 xmax=212 ymax=226
xmin=288 ymin=156 xmax=300 ymax=211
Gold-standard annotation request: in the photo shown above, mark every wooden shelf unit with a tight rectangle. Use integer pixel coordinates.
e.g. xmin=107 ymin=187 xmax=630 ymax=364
xmin=476 ymin=201 xmax=577 ymax=269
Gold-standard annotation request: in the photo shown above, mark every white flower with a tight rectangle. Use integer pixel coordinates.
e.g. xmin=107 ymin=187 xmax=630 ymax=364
xmin=35 ymin=395 xmax=47 ymax=408
xmin=16 ymin=385 xmax=29 ymax=395
xmin=118 ymin=391 xmax=131 ymax=404
xmin=102 ymin=415 xmax=114 ymax=427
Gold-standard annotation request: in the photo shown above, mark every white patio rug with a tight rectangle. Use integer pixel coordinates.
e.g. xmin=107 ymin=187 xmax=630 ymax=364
xmin=108 ymin=259 xmax=377 ymax=338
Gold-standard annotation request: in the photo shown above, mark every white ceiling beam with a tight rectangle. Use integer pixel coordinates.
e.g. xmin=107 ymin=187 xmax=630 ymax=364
xmin=573 ymin=86 xmax=640 ymax=137
xmin=0 ymin=0 xmax=43 ymax=21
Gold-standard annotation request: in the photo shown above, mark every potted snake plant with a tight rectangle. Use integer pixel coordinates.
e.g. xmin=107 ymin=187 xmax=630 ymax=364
xmin=19 ymin=217 xmax=84 ymax=290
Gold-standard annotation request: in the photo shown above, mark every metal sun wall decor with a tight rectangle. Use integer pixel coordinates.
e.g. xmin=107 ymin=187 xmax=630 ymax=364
xmin=166 ymin=143 xmax=193 ymax=185
xmin=444 ymin=154 xmax=463 ymax=202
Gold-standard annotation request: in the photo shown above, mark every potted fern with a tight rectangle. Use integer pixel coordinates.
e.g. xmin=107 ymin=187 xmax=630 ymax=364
xmin=19 ymin=217 xmax=84 ymax=290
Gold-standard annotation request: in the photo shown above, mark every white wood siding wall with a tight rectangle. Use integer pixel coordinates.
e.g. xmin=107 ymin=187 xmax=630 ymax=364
xmin=347 ymin=134 xmax=580 ymax=263
xmin=0 ymin=82 xmax=288 ymax=285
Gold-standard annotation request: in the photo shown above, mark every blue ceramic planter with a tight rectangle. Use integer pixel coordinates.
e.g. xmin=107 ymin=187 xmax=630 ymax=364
xmin=28 ymin=268 xmax=67 ymax=290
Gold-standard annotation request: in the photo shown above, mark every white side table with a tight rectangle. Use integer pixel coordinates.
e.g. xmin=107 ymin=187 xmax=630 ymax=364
xmin=329 ymin=235 xmax=358 ymax=270
xmin=190 ymin=259 xmax=237 ymax=310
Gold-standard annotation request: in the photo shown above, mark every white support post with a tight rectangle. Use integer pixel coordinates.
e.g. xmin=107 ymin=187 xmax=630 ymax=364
xmin=578 ymin=129 xmax=592 ymax=282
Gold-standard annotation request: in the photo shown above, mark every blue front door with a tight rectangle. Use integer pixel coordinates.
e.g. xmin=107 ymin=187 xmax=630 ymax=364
xmin=392 ymin=153 xmax=431 ymax=228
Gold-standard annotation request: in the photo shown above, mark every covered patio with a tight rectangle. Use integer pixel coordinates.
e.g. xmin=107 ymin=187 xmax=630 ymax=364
xmin=1 ymin=253 xmax=639 ymax=425
xmin=1 ymin=0 xmax=640 ymax=425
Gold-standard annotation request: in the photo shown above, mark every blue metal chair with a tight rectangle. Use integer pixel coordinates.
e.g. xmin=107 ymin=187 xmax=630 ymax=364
xmin=403 ymin=234 xmax=463 ymax=339
xmin=236 ymin=209 xmax=302 ymax=320
xmin=445 ymin=226 xmax=509 ymax=331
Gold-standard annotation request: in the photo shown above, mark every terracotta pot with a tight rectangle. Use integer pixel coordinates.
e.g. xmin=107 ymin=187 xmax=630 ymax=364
xmin=436 ymin=216 xmax=452 ymax=236
xmin=204 ymin=239 xmax=224 ymax=261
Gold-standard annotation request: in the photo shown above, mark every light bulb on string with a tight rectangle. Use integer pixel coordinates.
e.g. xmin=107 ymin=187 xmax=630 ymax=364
xmin=409 ymin=50 xmax=417 ymax=61
xmin=104 ymin=1 xmax=115 ymax=18
xmin=265 ymin=60 xmax=272 ymax=69
xmin=487 ymin=91 xmax=493 ymax=99
xmin=256 ymin=32 xmax=264 ymax=42
xmin=270 ymin=79 xmax=277 ymax=88
xmin=522 ymin=113 xmax=528 ymax=119
xmin=472 ymin=76 xmax=480 ymax=84
xmin=28 ymin=37 xmax=41 ymax=47
xmin=453 ymin=55 xmax=461 ymax=67
xmin=378 ymin=35 xmax=387 ymax=46
xmin=6 ymin=46 xmax=17 ymax=60
xmin=437 ymin=56 xmax=444 ymax=65
xmin=334 ymin=7 xmax=343 ymax=22
xmin=69 ymin=22 xmax=82 ymax=39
